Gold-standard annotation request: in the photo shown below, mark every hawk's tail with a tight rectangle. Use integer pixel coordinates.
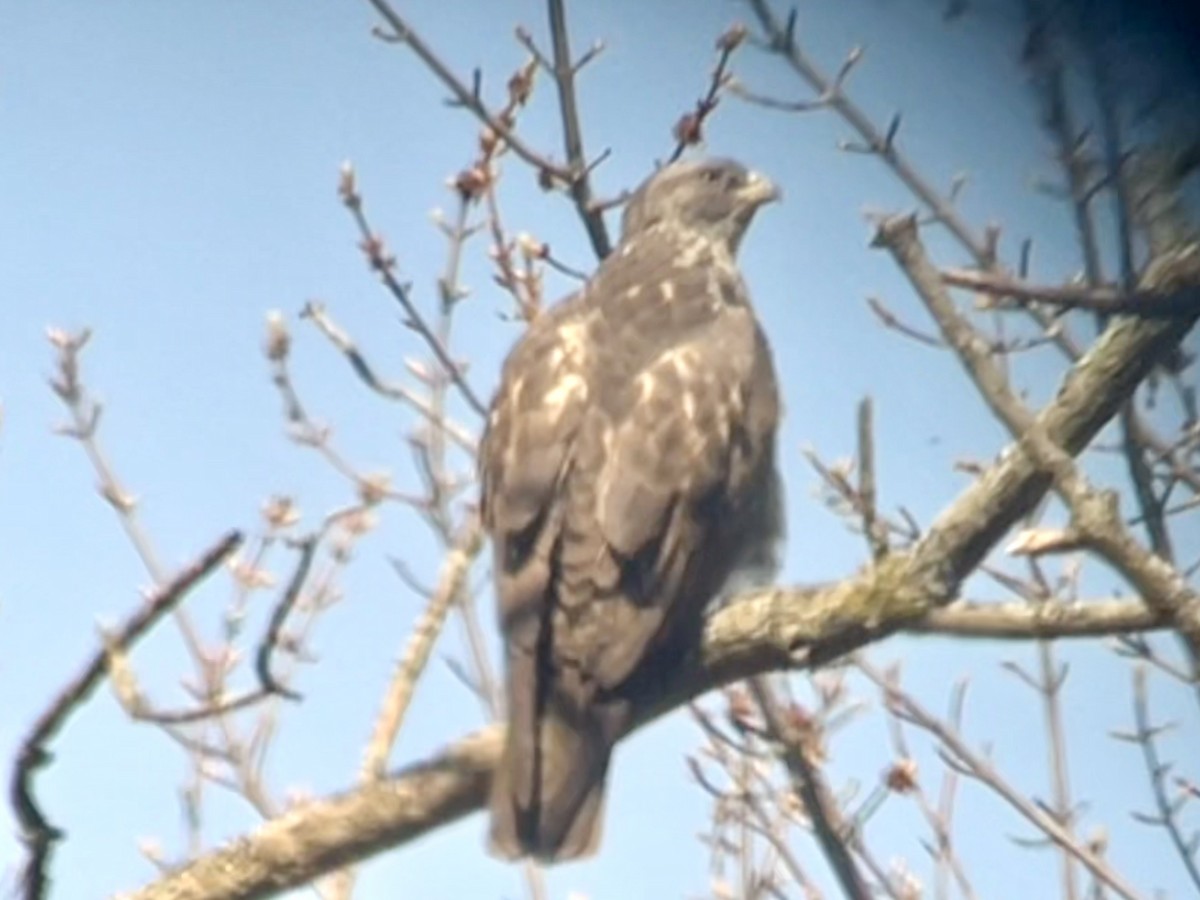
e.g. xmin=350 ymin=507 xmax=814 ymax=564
xmin=488 ymin=697 xmax=615 ymax=863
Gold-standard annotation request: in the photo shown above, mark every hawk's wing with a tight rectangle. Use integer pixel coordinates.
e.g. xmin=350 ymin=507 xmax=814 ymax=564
xmin=480 ymin=298 xmax=590 ymax=543
xmin=553 ymin=293 xmax=779 ymax=691
xmin=480 ymin=296 xmax=594 ymax=818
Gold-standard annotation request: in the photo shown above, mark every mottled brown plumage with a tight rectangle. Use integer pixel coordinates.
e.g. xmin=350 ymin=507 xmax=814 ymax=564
xmin=480 ymin=158 xmax=784 ymax=861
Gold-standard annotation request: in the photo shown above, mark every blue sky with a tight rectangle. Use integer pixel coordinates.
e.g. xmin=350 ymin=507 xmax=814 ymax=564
xmin=2 ymin=1 xmax=1197 ymax=898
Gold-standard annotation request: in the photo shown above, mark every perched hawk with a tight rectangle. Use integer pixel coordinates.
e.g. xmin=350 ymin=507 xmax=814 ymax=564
xmin=480 ymin=157 xmax=784 ymax=861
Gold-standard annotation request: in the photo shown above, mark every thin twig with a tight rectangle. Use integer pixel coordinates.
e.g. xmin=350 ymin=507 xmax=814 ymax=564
xmin=883 ymin=694 xmax=977 ymax=900
xmin=254 ymin=536 xmax=317 ymax=702
xmin=134 ymin=690 xmax=273 ymax=726
xmin=859 ymin=659 xmax=1147 ymax=900
xmin=1030 ymin=569 xmax=1080 ymax=900
xmin=1124 ymin=666 xmax=1200 ymax=891
xmin=940 ymin=268 xmax=1200 ymax=317
xmin=11 ymin=530 xmax=242 ymax=899
xmin=748 ymin=679 xmax=872 ymax=900
xmin=857 ymin=397 xmax=888 ymax=561
xmin=544 ymin=0 xmax=613 ymax=258
xmin=359 ymin=516 xmax=484 ymax=781
xmin=47 ymin=329 xmax=211 ymax=673
xmin=301 ymin=301 xmax=477 ymax=454
xmin=667 ymin=23 xmax=748 ymax=163
xmin=365 ymin=0 xmax=569 ymax=183
xmin=1021 ymin=0 xmax=1107 ymax=297
xmin=745 ymin=0 xmax=991 ymax=260
xmin=340 ymin=175 xmax=488 ymax=417
xmin=866 ymin=296 xmax=945 ymax=347
xmin=690 ymin=699 xmax=821 ymax=896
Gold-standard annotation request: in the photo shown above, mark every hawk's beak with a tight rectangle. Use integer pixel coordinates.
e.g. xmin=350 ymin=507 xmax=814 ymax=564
xmin=740 ymin=170 xmax=781 ymax=206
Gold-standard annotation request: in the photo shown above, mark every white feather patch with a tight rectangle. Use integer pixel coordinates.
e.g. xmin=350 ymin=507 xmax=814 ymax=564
xmin=542 ymin=373 xmax=587 ymax=411
xmin=634 ymin=370 xmax=656 ymax=403
xmin=556 ymin=320 xmax=590 ymax=363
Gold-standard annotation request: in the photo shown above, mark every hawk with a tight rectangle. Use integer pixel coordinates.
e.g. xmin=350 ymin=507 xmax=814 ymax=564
xmin=480 ymin=157 xmax=784 ymax=861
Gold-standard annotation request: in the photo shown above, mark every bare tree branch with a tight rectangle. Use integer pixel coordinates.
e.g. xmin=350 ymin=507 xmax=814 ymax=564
xmin=876 ymin=213 xmax=1200 ymax=672
xmin=364 ymin=0 xmax=570 ymax=183
xmin=745 ymin=0 xmax=993 ymax=261
xmin=748 ymin=679 xmax=872 ymax=899
xmin=12 ymin=530 xmax=243 ymax=898
xmin=542 ymin=0 xmax=613 ymax=258
xmin=667 ymin=23 xmax=747 ymax=163
xmin=940 ymin=268 xmax=1200 ymax=317
xmin=254 ymin=536 xmax=317 ymax=703
xmin=859 ymin=660 xmax=1147 ymax=900
xmin=360 ymin=517 xmax=484 ymax=781
xmin=916 ymin=597 xmax=1165 ymax=638
xmin=1124 ymin=666 xmax=1200 ymax=891
xmin=339 ymin=167 xmax=488 ymax=418
xmin=301 ymin=301 xmax=477 ymax=454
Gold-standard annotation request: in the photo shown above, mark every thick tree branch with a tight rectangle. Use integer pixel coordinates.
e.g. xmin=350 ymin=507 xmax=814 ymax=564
xmin=917 ymin=597 xmax=1165 ymax=638
xmin=878 ymin=214 xmax=1200 ymax=671
xmin=874 ymin=216 xmax=1200 ymax=593
xmin=120 ymin=590 xmax=1172 ymax=900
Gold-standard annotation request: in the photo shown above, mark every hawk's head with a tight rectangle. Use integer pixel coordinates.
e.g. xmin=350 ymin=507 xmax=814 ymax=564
xmin=620 ymin=158 xmax=779 ymax=253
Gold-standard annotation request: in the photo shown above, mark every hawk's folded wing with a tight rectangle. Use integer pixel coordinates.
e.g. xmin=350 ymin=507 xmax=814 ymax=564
xmin=480 ymin=298 xmax=594 ymax=825
xmin=554 ymin=304 xmax=779 ymax=690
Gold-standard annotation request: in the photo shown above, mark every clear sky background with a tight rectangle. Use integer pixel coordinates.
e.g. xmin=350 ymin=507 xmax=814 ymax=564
xmin=2 ymin=1 xmax=1198 ymax=898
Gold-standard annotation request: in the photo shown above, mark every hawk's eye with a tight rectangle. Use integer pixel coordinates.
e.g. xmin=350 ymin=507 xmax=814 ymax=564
xmin=704 ymin=168 xmax=743 ymax=191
